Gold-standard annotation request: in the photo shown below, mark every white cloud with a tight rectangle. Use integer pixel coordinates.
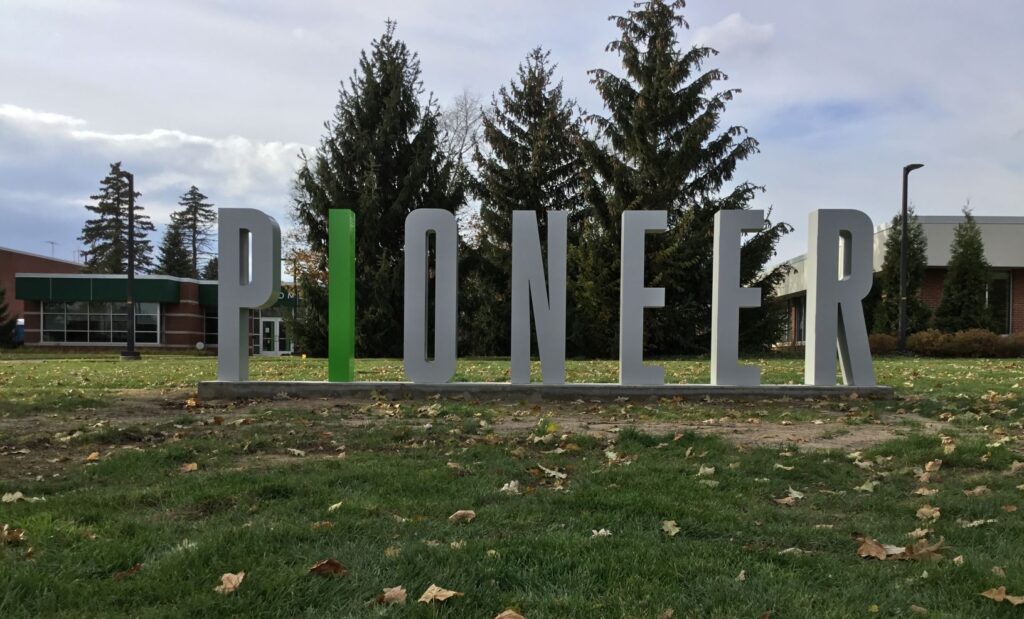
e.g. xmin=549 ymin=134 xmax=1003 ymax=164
xmin=693 ymin=13 xmax=774 ymax=54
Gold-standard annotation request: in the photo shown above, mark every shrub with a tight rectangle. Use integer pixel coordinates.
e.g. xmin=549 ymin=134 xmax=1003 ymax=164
xmin=906 ymin=329 xmax=950 ymax=356
xmin=945 ymin=329 xmax=999 ymax=357
xmin=868 ymin=333 xmax=898 ymax=355
xmin=994 ymin=333 xmax=1024 ymax=358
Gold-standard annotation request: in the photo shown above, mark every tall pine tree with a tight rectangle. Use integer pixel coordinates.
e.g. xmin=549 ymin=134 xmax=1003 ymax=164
xmin=873 ymin=206 xmax=931 ymax=334
xmin=576 ymin=0 xmax=790 ymax=356
xmin=79 ymin=162 xmax=154 ymax=274
xmin=155 ymin=219 xmax=193 ymax=277
xmin=0 ymin=284 xmax=17 ymax=348
xmin=467 ymin=47 xmax=587 ymax=356
xmin=292 ymin=21 xmax=464 ymax=357
xmin=201 ymin=257 xmax=219 ymax=280
xmin=173 ymin=186 xmax=216 ymax=277
xmin=934 ymin=207 xmax=993 ymax=332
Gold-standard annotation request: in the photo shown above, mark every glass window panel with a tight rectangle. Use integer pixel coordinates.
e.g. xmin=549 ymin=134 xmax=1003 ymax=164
xmin=66 ymin=314 xmax=89 ymax=331
xmin=135 ymin=331 xmax=158 ymax=344
xmin=136 ymin=315 xmax=158 ymax=332
xmin=66 ymin=301 xmax=89 ymax=313
xmin=112 ymin=318 xmax=128 ymax=332
xmin=111 ymin=302 xmax=129 ymax=315
xmin=112 ymin=331 xmax=127 ymax=343
xmin=988 ymin=272 xmax=1011 ymax=335
xmin=89 ymin=314 xmax=112 ymax=332
xmin=135 ymin=302 xmax=159 ymax=316
xmin=88 ymin=331 xmax=111 ymax=343
xmin=43 ymin=302 xmax=66 ymax=315
xmin=89 ymin=301 xmax=112 ymax=315
xmin=43 ymin=330 xmax=65 ymax=342
xmin=43 ymin=313 xmax=66 ymax=330
xmin=66 ymin=331 xmax=88 ymax=343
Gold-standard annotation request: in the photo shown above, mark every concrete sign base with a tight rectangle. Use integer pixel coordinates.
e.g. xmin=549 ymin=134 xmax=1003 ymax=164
xmin=197 ymin=380 xmax=894 ymax=402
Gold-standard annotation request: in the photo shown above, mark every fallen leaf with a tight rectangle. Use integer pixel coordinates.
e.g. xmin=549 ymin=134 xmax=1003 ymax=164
xmin=2 ymin=524 xmax=25 ymax=545
xmin=659 ymin=609 xmax=675 ymax=619
xmin=855 ymin=480 xmax=880 ymax=493
xmin=311 ymin=520 xmax=332 ymax=530
xmin=993 ymin=566 xmax=1006 ymax=578
xmin=736 ymin=569 xmax=747 ymax=582
xmin=906 ymin=528 xmax=932 ymax=540
xmin=916 ymin=505 xmax=941 ymax=522
xmin=953 ymin=555 xmax=964 ymax=566
xmin=376 ymin=585 xmax=407 ymax=605
xmin=2 ymin=491 xmax=45 ymax=503
xmin=328 ymin=501 xmax=343 ymax=512
xmin=591 ymin=528 xmax=612 ymax=538
xmin=913 ymin=487 xmax=939 ymax=496
xmin=925 ymin=459 xmax=942 ymax=472
xmin=308 ymin=558 xmax=348 ymax=577
xmin=1002 ymin=505 xmax=1017 ymax=513
xmin=662 ymin=520 xmax=680 ymax=537
xmin=958 ymin=518 xmax=997 ymax=528
xmin=113 ymin=563 xmax=143 ymax=580
xmin=1010 ymin=461 xmax=1024 ymax=474
xmin=384 ymin=545 xmax=401 ymax=558
xmin=179 ymin=462 xmax=198 ymax=473
xmin=909 ymin=605 xmax=928 ymax=615
xmin=499 ymin=480 xmax=521 ymax=495
xmin=774 ymin=464 xmax=794 ymax=471
xmin=941 ymin=435 xmax=956 ymax=455
xmin=286 ymin=448 xmax=306 ymax=457
xmin=981 ymin=586 xmax=1024 ymax=606
xmin=214 ymin=571 xmax=245 ymax=594
xmin=697 ymin=465 xmax=715 ymax=476
xmin=86 ymin=451 xmax=100 ymax=462
xmin=448 ymin=510 xmax=476 ymax=524
xmin=538 ymin=464 xmax=567 ymax=480
xmin=494 ymin=610 xmax=525 ymax=619
xmin=963 ymin=485 xmax=990 ymax=497
xmin=774 ymin=487 xmax=804 ymax=506
xmin=855 ymin=535 xmax=905 ymax=560
xmin=417 ymin=584 xmax=463 ymax=604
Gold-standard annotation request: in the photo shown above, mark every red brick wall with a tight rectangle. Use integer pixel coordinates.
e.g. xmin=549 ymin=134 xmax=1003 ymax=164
xmin=1 ymin=248 xmax=82 ymax=319
xmin=920 ymin=268 xmax=946 ymax=312
xmin=162 ymin=281 xmax=205 ymax=348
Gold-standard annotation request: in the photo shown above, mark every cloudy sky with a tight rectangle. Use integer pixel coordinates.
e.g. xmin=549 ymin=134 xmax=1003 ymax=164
xmin=2 ymin=0 xmax=1022 ymax=264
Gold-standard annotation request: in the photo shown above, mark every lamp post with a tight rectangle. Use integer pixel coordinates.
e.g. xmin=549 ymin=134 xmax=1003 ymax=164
xmin=898 ymin=163 xmax=924 ymax=352
xmin=118 ymin=169 xmax=141 ymax=361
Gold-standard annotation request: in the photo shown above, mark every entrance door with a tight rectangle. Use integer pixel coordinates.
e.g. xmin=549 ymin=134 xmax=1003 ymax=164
xmin=259 ymin=318 xmax=292 ymax=355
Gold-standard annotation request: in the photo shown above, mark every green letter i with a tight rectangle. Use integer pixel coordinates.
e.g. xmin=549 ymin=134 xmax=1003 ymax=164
xmin=328 ymin=209 xmax=356 ymax=382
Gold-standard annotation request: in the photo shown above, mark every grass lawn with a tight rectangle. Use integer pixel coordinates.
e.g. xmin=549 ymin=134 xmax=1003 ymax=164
xmin=1 ymin=353 xmax=1022 ymax=617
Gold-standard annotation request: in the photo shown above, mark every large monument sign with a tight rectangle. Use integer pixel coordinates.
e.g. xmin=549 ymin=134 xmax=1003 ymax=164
xmin=199 ymin=207 xmax=892 ymax=400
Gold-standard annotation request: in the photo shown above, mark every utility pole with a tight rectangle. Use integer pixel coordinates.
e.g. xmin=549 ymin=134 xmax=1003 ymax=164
xmin=898 ymin=163 xmax=924 ymax=352
xmin=118 ymin=169 xmax=141 ymax=360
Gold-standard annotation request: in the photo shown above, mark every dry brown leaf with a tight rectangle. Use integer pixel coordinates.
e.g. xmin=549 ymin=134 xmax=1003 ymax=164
xmin=112 ymin=563 xmax=143 ymax=581
xmin=992 ymin=566 xmax=1006 ymax=578
xmin=909 ymin=605 xmax=928 ymax=615
xmin=662 ymin=520 xmax=680 ymax=537
xmin=1002 ymin=504 xmax=1017 ymax=513
xmin=697 ymin=465 xmax=715 ymax=476
xmin=311 ymin=520 xmax=332 ymax=530
xmin=2 ymin=524 xmax=25 ymax=545
xmin=953 ymin=555 xmax=964 ymax=566
xmin=85 ymin=451 xmax=100 ymax=462
xmin=963 ymin=485 xmax=990 ymax=497
xmin=286 ymin=448 xmax=306 ymax=457
xmin=376 ymin=585 xmax=407 ymax=605
xmin=906 ymin=528 xmax=932 ymax=540
xmin=774 ymin=463 xmax=794 ymax=471
xmin=417 ymin=583 xmax=464 ymax=604
xmin=494 ymin=610 xmax=525 ymax=619
xmin=925 ymin=459 xmax=942 ymax=472
xmin=659 ymin=610 xmax=675 ymax=619
xmin=384 ymin=545 xmax=401 ymax=558
xmin=855 ymin=480 xmax=880 ymax=493
xmin=448 ymin=510 xmax=476 ymax=524
xmin=905 ymin=537 xmax=946 ymax=562
xmin=214 ymin=571 xmax=245 ymax=594
xmin=308 ymin=558 xmax=348 ymax=577
xmin=591 ymin=528 xmax=612 ymax=538
xmin=981 ymin=586 xmax=1024 ymax=605
xmin=855 ymin=535 xmax=904 ymax=560
xmin=179 ymin=462 xmax=198 ymax=474
xmin=328 ymin=501 xmax=343 ymax=512
xmin=1010 ymin=461 xmax=1024 ymax=474
xmin=913 ymin=487 xmax=938 ymax=496
xmin=916 ymin=505 xmax=941 ymax=522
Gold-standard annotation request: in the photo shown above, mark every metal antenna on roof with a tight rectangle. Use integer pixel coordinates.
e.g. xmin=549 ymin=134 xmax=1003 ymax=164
xmin=45 ymin=241 xmax=58 ymax=257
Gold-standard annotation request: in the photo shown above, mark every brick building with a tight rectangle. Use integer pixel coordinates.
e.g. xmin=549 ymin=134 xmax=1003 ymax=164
xmin=775 ymin=216 xmax=1024 ymax=344
xmin=12 ymin=272 xmax=295 ymax=354
xmin=0 ymin=247 xmax=83 ymax=320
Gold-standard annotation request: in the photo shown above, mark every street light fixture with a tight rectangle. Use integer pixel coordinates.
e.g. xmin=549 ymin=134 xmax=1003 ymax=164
xmin=898 ymin=163 xmax=924 ymax=352
xmin=117 ymin=169 xmax=141 ymax=361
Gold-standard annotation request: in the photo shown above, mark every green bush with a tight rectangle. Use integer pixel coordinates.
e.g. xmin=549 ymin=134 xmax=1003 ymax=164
xmin=868 ymin=333 xmax=898 ymax=355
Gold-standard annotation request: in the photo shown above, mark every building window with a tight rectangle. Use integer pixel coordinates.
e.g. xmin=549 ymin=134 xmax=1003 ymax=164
xmin=204 ymin=307 xmax=218 ymax=346
xmin=41 ymin=301 xmax=160 ymax=344
xmin=988 ymin=271 xmax=1011 ymax=335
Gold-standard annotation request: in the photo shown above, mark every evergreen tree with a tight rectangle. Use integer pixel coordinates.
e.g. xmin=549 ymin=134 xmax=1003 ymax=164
xmin=201 ymin=257 xmax=219 ymax=280
xmin=174 ymin=185 xmax=216 ymax=277
xmin=292 ymin=21 xmax=464 ymax=357
xmin=934 ymin=207 xmax=993 ymax=332
xmin=0 ymin=284 xmax=17 ymax=348
xmin=576 ymin=0 xmax=790 ymax=356
xmin=155 ymin=219 xmax=193 ymax=277
xmin=79 ymin=162 xmax=155 ymax=274
xmin=873 ymin=206 xmax=931 ymax=334
xmin=466 ymin=47 xmax=587 ymax=356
